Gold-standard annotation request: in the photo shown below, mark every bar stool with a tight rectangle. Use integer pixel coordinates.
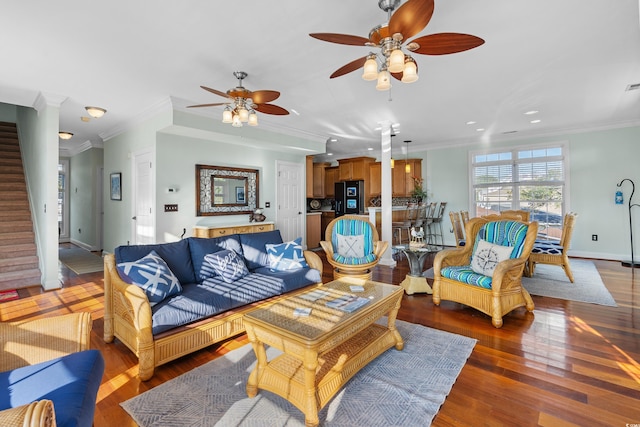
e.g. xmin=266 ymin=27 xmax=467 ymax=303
xmin=428 ymin=202 xmax=447 ymax=248
xmin=393 ymin=205 xmax=418 ymax=244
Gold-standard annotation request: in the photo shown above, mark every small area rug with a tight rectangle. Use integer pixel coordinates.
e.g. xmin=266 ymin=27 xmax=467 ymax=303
xmin=0 ymin=289 xmax=19 ymax=303
xmin=424 ymin=259 xmax=616 ymax=307
xmin=58 ymin=247 xmax=104 ymax=275
xmin=121 ymin=320 xmax=477 ymax=427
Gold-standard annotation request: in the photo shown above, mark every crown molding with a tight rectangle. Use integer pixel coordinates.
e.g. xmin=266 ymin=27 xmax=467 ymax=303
xmin=100 ymin=97 xmax=173 ymax=141
xmin=33 ymin=91 xmax=68 ymax=114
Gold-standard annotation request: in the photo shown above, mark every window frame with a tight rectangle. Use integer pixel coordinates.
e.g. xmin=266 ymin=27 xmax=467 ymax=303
xmin=468 ymin=141 xmax=570 ymax=239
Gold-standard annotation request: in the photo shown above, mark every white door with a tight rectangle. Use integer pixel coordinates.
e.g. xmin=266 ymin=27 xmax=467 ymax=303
xmin=132 ymin=149 xmax=155 ymax=245
xmin=276 ymin=160 xmax=305 ymax=243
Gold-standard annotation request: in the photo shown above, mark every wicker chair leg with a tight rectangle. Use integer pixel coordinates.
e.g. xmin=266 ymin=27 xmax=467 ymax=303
xmin=563 ymin=260 xmax=575 ymax=283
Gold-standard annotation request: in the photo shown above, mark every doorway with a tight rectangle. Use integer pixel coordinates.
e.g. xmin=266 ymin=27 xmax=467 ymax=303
xmin=275 ymin=160 xmax=305 ymax=243
xmin=131 ymin=149 xmax=155 ymax=245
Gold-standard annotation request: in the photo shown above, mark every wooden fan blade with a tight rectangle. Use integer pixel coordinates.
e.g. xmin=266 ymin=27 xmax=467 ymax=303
xmin=254 ymin=104 xmax=290 ymax=115
xmin=309 ymin=33 xmax=370 ymax=46
xmin=409 ymin=33 xmax=485 ymax=55
xmin=250 ymin=90 xmax=280 ymax=104
xmin=186 ymin=102 xmax=228 ymax=108
xmin=200 ymin=85 xmax=232 ymax=99
xmin=330 ymin=56 xmax=368 ymax=79
xmin=389 ymin=0 xmax=434 ymax=41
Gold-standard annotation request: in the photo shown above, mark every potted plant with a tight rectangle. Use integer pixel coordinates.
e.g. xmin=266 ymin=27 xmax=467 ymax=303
xmin=411 ymin=176 xmax=428 ymax=203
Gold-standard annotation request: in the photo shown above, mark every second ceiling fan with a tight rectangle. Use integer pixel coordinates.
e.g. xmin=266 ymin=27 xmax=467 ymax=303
xmin=309 ymin=0 xmax=484 ymax=89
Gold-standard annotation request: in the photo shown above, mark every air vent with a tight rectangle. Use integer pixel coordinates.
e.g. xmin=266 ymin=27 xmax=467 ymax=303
xmin=501 ymin=130 xmax=518 ymax=134
xmin=626 ymin=83 xmax=640 ymax=91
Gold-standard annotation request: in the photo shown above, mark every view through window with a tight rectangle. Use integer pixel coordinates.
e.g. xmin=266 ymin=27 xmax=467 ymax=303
xmin=470 ymin=143 xmax=567 ymax=241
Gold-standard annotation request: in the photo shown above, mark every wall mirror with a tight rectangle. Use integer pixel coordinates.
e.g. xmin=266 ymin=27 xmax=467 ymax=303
xmin=196 ymin=164 xmax=259 ymax=216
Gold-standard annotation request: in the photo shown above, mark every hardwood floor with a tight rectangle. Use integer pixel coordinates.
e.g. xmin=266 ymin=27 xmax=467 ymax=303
xmin=2 ymin=245 xmax=639 ymax=426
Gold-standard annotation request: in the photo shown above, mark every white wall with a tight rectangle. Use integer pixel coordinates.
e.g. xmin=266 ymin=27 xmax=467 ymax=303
xmin=419 ymin=125 xmax=640 ymax=261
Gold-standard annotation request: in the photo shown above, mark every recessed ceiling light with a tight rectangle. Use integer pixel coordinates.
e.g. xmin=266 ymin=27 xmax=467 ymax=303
xmin=327 ymin=153 xmax=333 ymax=156
xmin=524 ymin=110 xmax=539 ymax=115
xmin=367 ymin=147 xmax=373 ymax=151
xmin=476 ymin=128 xmax=485 ymax=132
xmin=530 ymin=119 xmax=541 ymax=124
xmin=466 ymin=121 xmax=476 ymax=125
xmin=58 ymin=131 xmax=73 ymax=140
xmin=290 ymin=109 xmax=300 ymax=116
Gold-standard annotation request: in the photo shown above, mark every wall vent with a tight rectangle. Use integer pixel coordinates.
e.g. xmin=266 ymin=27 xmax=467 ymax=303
xmin=626 ymin=83 xmax=640 ymax=91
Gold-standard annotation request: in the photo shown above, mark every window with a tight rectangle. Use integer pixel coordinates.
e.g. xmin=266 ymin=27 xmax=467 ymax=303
xmin=470 ymin=143 xmax=568 ymax=241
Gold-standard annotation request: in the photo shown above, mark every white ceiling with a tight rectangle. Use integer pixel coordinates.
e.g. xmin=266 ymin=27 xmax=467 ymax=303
xmin=2 ymin=0 xmax=640 ymax=162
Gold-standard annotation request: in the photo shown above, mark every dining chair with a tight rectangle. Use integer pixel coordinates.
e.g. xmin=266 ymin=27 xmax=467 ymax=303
xmin=526 ymin=212 xmax=578 ymax=282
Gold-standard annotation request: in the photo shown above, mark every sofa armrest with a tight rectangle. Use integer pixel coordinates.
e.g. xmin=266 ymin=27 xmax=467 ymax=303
xmin=303 ymin=250 xmax=323 ymax=274
xmin=0 ymin=400 xmax=55 ymax=427
xmin=0 ymin=313 xmax=92 ymax=372
xmin=103 ymin=253 xmax=153 ymax=349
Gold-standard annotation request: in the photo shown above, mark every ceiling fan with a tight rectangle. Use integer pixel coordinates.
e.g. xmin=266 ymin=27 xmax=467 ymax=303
xmin=309 ymin=0 xmax=484 ymax=90
xmin=187 ymin=71 xmax=289 ymax=127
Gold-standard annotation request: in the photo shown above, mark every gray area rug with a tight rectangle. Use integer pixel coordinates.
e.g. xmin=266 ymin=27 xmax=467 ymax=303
xmin=121 ymin=320 xmax=477 ymax=427
xmin=424 ymin=259 xmax=616 ymax=307
xmin=58 ymin=247 xmax=103 ymax=275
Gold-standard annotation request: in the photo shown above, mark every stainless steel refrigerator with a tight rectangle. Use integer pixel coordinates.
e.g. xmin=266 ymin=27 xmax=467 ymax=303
xmin=335 ymin=181 xmax=365 ymax=217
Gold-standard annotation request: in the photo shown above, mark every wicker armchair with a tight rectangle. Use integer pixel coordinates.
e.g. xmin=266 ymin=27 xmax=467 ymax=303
xmin=320 ymin=215 xmax=388 ymax=280
xmin=527 ymin=212 xmax=578 ymax=282
xmin=433 ymin=217 xmax=538 ymax=328
xmin=0 ymin=313 xmax=96 ymax=427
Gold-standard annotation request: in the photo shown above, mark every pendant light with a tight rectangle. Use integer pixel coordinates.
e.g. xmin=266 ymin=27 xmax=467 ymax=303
xmin=404 ymin=140 xmax=411 ymax=174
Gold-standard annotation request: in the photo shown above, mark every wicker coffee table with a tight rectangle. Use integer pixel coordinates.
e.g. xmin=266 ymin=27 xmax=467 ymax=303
xmin=243 ymin=278 xmax=404 ymax=427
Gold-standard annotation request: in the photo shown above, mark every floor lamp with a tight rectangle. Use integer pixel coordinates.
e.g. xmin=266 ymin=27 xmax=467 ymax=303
xmin=617 ymin=178 xmax=640 ymax=268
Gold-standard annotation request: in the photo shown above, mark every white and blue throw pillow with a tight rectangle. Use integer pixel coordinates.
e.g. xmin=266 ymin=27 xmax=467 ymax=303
xmin=265 ymin=237 xmax=309 ymax=272
xmin=470 ymin=239 xmax=513 ymax=276
xmin=204 ymin=249 xmax=250 ymax=283
xmin=116 ymin=250 xmax=182 ymax=306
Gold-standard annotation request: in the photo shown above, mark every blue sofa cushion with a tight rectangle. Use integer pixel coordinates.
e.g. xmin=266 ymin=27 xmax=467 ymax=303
xmin=266 ymin=237 xmax=309 ymax=271
xmin=188 ymin=235 xmax=243 ymax=281
xmin=253 ymin=266 xmax=321 ymax=293
xmin=150 ymin=274 xmax=284 ymax=335
xmin=239 ymin=230 xmax=283 ymax=270
xmin=440 ymin=265 xmax=493 ymax=289
xmin=0 ymin=349 xmax=104 ymax=427
xmin=204 ymin=249 xmax=249 ymax=283
xmin=117 ymin=250 xmax=182 ymax=306
xmin=115 ymin=239 xmax=196 ymax=284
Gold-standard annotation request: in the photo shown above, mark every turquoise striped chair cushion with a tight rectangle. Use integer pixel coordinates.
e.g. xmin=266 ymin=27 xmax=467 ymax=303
xmin=440 ymin=266 xmax=493 ymax=289
xmin=473 ymin=220 xmax=529 ymax=260
xmin=331 ymin=218 xmax=376 ymax=265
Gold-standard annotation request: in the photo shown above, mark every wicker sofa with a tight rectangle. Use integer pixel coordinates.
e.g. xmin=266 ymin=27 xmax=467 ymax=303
xmin=103 ymin=230 xmax=323 ymax=380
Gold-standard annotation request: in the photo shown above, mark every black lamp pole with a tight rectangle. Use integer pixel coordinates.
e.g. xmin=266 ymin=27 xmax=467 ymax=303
xmin=617 ymin=178 xmax=640 ymax=268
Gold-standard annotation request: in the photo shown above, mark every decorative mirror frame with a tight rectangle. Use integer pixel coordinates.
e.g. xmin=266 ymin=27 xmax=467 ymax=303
xmin=196 ymin=164 xmax=259 ymax=216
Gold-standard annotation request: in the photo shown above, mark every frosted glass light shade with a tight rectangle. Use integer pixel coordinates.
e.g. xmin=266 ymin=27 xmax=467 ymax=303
xmin=58 ymin=131 xmax=73 ymax=140
xmin=388 ymin=49 xmax=405 ymax=73
xmin=376 ymin=70 xmax=391 ymax=91
xmin=390 ymin=158 xmax=395 ymax=168
xmin=405 ymin=163 xmax=411 ymax=173
xmin=85 ymin=106 xmax=106 ymax=118
xmin=238 ymin=107 xmax=249 ymax=122
xmin=401 ymin=59 xmax=419 ymax=83
xmin=222 ymin=109 xmax=233 ymax=123
xmin=248 ymin=111 xmax=258 ymax=126
xmin=232 ymin=114 xmax=243 ymax=127
xmin=362 ymin=57 xmax=378 ymax=81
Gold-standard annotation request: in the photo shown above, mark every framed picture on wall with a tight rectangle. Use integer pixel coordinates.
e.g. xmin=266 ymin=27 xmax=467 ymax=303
xmin=110 ymin=172 xmax=122 ymax=201
xmin=235 ymin=186 xmax=246 ymax=203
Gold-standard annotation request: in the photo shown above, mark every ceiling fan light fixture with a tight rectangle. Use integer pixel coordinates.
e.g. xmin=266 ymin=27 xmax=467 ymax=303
xmin=248 ymin=110 xmax=258 ymax=126
xmin=238 ymin=106 xmax=249 ymax=122
xmin=362 ymin=55 xmax=379 ymax=81
xmin=401 ymin=57 xmax=419 ymax=83
xmin=58 ymin=131 xmax=73 ymax=140
xmin=388 ymin=49 xmax=405 ymax=73
xmin=222 ymin=107 xmax=233 ymax=123
xmin=231 ymin=114 xmax=243 ymax=127
xmin=376 ymin=69 xmax=392 ymax=91
xmin=85 ymin=106 xmax=106 ymax=118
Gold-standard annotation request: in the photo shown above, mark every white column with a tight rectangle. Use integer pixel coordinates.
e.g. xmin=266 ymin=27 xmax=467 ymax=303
xmin=378 ymin=120 xmax=396 ymax=267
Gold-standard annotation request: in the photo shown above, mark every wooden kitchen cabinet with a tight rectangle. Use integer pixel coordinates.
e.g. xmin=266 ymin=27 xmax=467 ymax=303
xmin=320 ymin=211 xmax=335 ymax=240
xmin=306 ymin=213 xmax=321 ymax=249
xmin=392 ymin=159 xmax=422 ymax=197
xmin=338 ymin=157 xmax=375 ymax=181
xmin=324 ymin=167 xmax=338 ymax=198
xmin=369 ymin=162 xmax=381 ymax=196
xmin=306 ymin=156 xmax=313 ymax=198
xmin=312 ymin=162 xmax=329 ymax=198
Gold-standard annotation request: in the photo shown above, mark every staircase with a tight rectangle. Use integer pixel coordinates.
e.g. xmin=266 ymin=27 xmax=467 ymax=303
xmin=0 ymin=121 xmax=41 ymax=290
